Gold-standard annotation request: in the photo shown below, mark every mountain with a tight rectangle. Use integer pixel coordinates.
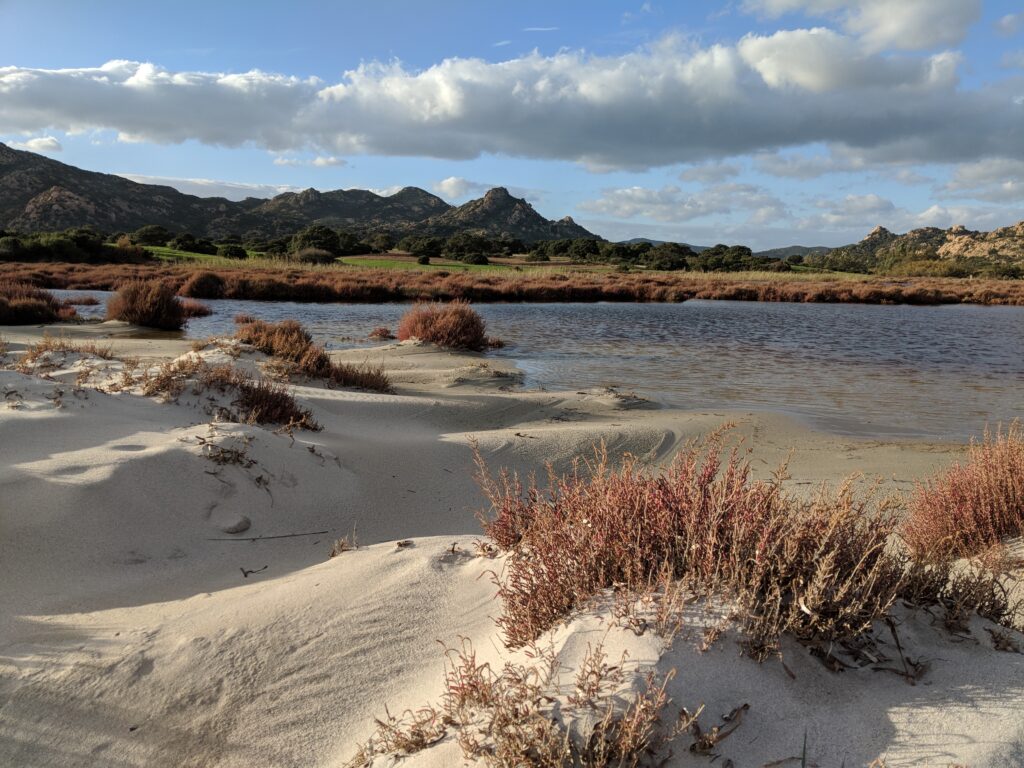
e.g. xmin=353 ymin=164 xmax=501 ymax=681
xmin=0 ymin=143 xmax=597 ymax=242
xmin=810 ymin=223 xmax=1024 ymax=274
xmin=425 ymin=187 xmax=595 ymax=241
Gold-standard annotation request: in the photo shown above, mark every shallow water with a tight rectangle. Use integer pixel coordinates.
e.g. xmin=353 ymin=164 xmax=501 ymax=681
xmin=59 ymin=291 xmax=1023 ymax=440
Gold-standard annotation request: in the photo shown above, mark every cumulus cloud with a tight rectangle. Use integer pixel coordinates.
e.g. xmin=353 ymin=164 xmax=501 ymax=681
xmin=742 ymin=0 xmax=982 ymax=52
xmin=579 ymin=183 xmax=788 ymax=225
xmin=433 ymin=176 xmax=489 ymax=199
xmin=311 ymin=155 xmax=345 ymax=167
xmin=754 ymin=148 xmax=866 ymax=178
xmin=942 ymin=158 xmax=1024 ymax=202
xmin=995 ymin=13 xmax=1023 ymax=37
xmin=0 ymin=35 xmax=1019 ymax=170
xmin=118 ymin=174 xmax=300 ymax=200
xmin=679 ymin=161 xmax=740 ymax=183
xmin=8 ymin=135 xmax=62 ymax=152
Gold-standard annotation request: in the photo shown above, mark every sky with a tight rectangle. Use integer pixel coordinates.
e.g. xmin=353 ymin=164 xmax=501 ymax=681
xmin=0 ymin=0 xmax=1022 ymax=249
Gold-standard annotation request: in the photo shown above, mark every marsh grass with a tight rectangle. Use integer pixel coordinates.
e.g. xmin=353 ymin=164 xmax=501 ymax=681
xmin=903 ymin=422 xmax=1024 ymax=559
xmin=0 ymin=280 xmax=75 ymax=324
xmin=234 ymin=317 xmax=391 ymax=392
xmin=6 ymin=261 xmax=1023 ymax=305
xmin=105 ymin=279 xmax=184 ymax=330
xmin=397 ymin=301 xmax=490 ymax=351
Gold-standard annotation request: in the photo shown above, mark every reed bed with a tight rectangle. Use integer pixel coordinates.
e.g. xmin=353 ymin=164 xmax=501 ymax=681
xmin=234 ymin=317 xmax=392 ymax=392
xmin=3 ymin=261 xmax=1023 ymax=306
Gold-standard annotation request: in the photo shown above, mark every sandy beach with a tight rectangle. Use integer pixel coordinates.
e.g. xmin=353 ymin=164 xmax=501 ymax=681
xmin=1 ymin=321 xmax=1021 ymax=767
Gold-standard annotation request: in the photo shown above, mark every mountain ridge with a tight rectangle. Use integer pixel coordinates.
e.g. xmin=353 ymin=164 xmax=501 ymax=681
xmin=0 ymin=143 xmax=597 ymax=243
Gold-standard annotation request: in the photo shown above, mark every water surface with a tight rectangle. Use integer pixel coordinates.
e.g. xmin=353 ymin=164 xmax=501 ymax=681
xmin=60 ymin=292 xmax=1023 ymax=441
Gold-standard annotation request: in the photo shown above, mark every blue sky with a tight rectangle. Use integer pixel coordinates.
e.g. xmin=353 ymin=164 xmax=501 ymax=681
xmin=1 ymin=0 xmax=1022 ymax=248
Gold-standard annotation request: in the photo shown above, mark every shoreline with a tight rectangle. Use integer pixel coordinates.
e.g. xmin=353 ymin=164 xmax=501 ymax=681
xmin=4 ymin=260 xmax=1024 ymax=306
xmin=2 ymin=328 xmax=1019 ymax=767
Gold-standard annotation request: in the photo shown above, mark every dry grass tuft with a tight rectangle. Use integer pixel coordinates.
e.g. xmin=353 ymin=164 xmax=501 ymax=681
xmin=0 ymin=281 xmax=75 ymax=324
xmin=903 ymin=422 xmax=1024 ymax=560
xmin=63 ymin=294 xmax=100 ymax=306
xmin=477 ymin=432 xmax=906 ymax=656
xmin=397 ymin=301 xmax=490 ymax=351
xmin=105 ymin=279 xmax=184 ymax=330
xmin=17 ymin=334 xmax=113 ymax=369
xmin=234 ymin=317 xmax=391 ymax=392
xmin=348 ymin=639 xmax=683 ymax=767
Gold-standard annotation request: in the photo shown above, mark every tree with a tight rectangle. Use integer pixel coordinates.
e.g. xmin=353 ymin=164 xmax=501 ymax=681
xmin=568 ymin=238 xmax=600 ymax=262
xmin=366 ymin=232 xmax=395 ymax=253
xmin=291 ymin=224 xmax=342 ymax=255
xmin=217 ymin=244 xmax=248 ymax=260
xmin=131 ymin=225 xmax=173 ymax=246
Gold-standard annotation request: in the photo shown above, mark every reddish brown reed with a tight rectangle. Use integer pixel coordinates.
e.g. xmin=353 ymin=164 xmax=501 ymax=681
xmin=0 ymin=281 xmax=74 ymax=324
xmin=234 ymin=317 xmax=392 ymax=392
xmin=477 ymin=432 xmax=904 ymax=654
xmin=903 ymin=422 xmax=1024 ymax=559
xmin=105 ymin=279 xmax=184 ymax=330
xmin=178 ymin=298 xmax=213 ymax=319
xmin=368 ymin=326 xmax=395 ymax=340
xmin=397 ymin=301 xmax=488 ymax=351
xmin=5 ymin=260 xmax=1024 ymax=306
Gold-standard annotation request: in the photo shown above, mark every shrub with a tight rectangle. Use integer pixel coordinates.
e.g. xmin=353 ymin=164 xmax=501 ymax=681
xmin=180 ymin=270 xmax=226 ymax=299
xmin=105 ymin=280 xmax=184 ymax=331
xmin=459 ymin=253 xmax=489 ymax=265
xmin=368 ymin=327 xmax=395 ymax=340
xmin=477 ymin=432 xmax=905 ymax=654
xmin=234 ymin=317 xmax=391 ymax=392
xmin=396 ymin=301 xmax=488 ymax=351
xmin=0 ymin=236 xmax=23 ymax=258
xmin=290 ymin=247 xmax=337 ymax=264
xmin=416 ymin=255 xmax=430 ymax=265
xmin=217 ymin=244 xmax=248 ymax=260
xmin=903 ymin=422 xmax=1024 ymax=559
xmin=0 ymin=281 xmax=73 ymax=324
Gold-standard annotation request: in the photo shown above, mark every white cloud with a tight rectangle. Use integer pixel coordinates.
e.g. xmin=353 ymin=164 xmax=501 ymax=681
xmin=117 ymin=174 xmax=300 ymax=200
xmin=433 ymin=176 xmax=489 ymax=199
xmin=737 ymin=28 xmax=959 ymax=92
xmin=679 ymin=161 xmax=740 ymax=183
xmin=942 ymin=158 xmax=1024 ymax=202
xmin=311 ymin=155 xmax=345 ymax=167
xmin=754 ymin=149 xmax=866 ymax=178
xmin=742 ymin=0 xmax=982 ymax=52
xmin=493 ymin=40 xmax=512 ymax=47
xmin=995 ymin=13 xmax=1023 ymax=37
xmin=523 ymin=26 xmax=558 ymax=32
xmin=274 ymin=154 xmax=346 ymax=167
xmin=0 ymin=38 xmax=1018 ymax=171
xmin=8 ymin=135 xmax=62 ymax=153
xmin=579 ymin=182 xmax=788 ymax=225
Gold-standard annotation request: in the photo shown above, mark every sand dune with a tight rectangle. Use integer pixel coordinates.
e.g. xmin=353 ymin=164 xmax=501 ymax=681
xmin=1 ymin=323 xmax=1020 ymax=767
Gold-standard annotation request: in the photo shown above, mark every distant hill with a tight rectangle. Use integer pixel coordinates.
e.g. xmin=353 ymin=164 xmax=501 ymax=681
xmin=753 ymin=245 xmax=830 ymax=259
xmin=620 ymin=237 xmax=709 ymax=252
xmin=808 ymin=223 xmax=1024 ymax=275
xmin=0 ymin=143 xmax=597 ymax=243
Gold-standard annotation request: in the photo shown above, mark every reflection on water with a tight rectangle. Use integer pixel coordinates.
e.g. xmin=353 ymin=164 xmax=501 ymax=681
xmin=59 ymin=292 xmax=1023 ymax=440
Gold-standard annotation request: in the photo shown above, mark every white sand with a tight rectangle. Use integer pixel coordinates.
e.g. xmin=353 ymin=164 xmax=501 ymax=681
xmin=0 ymin=323 xmax=1020 ymax=767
